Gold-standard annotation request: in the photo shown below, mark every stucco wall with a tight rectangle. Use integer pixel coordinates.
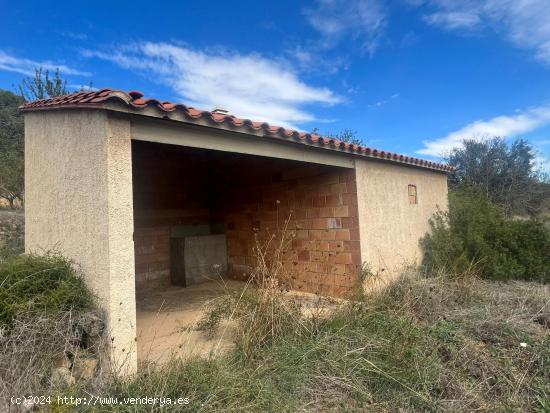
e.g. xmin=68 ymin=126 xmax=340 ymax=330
xmin=24 ymin=110 xmax=137 ymax=373
xmin=355 ymin=159 xmax=448 ymax=284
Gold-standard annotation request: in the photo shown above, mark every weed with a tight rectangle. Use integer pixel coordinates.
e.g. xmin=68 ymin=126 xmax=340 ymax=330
xmin=0 ymin=253 xmax=95 ymax=326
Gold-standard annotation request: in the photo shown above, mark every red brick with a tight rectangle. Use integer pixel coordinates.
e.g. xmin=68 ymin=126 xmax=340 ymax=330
xmin=306 ymin=208 xmax=321 ymax=219
xmin=327 ymin=218 xmax=342 ymax=229
xmin=329 ymin=264 xmax=346 ymax=275
xmin=319 ymin=207 xmax=333 ymax=218
xmin=325 ymin=194 xmax=342 ymax=206
xmin=298 ymin=250 xmax=310 ymax=261
xmin=334 ymin=229 xmax=351 ymax=241
xmin=331 ymin=253 xmax=353 ymax=264
xmin=330 ymin=182 xmax=348 ymax=195
xmin=312 ymin=195 xmax=326 ymax=208
xmin=349 ymin=228 xmax=360 ymax=241
xmin=333 ymin=206 xmax=349 ymax=218
xmin=344 ymin=241 xmax=360 ymax=251
xmin=315 ymin=241 xmax=331 ymax=251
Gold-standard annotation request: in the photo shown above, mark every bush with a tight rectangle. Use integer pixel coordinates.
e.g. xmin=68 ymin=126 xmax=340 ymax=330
xmin=421 ymin=188 xmax=550 ymax=282
xmin=0 ymin=211 xmax=24 ymax=260
xmin=0 ymin=253 xmax=95 ymax=326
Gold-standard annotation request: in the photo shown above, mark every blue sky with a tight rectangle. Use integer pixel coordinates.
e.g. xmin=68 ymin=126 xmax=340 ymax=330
xmin=1 ymin=0 xmax=550 ymax=169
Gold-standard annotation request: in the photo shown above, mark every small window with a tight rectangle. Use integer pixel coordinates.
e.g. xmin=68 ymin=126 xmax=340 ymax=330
xmin=408 ymin=184 xmax=417 ymax=205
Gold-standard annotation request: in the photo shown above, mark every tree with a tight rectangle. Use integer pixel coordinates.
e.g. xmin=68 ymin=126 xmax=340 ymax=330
xmin=311 ymin=128 xmax=366 ymax=146
xmin=0 ymin=151 xmax=24 ymax=208
xmin=447 ymin=137 xmax=549 ymax=216
xmin=0 ymin=68 xmax=78 ymax=208
xmin=0 ymin=90 xmax=24 ymax=208
xmin=18 ymin=68 xmax=69 ymax=101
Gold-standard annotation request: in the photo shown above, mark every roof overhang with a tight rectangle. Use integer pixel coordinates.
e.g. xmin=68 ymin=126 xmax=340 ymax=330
xmin=20 ymin=89 xmax=454 ymax=174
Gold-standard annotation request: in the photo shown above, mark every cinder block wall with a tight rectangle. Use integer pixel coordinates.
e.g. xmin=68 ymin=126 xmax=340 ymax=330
xmin=220 ymin=164 xmax=361 ymax=297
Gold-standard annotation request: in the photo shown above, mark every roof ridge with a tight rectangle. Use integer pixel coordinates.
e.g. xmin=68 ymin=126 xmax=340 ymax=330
xmin=19 ymin=89 xmax=454 ymax=172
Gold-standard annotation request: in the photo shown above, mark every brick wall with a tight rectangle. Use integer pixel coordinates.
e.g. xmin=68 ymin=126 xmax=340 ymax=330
xmin=132 ymin=142 xmax=210 ymax=291
xmin=132 ymin=142 xmax=361 ymax=296
xmin=220 ymin=163 xmax=361 ymax=297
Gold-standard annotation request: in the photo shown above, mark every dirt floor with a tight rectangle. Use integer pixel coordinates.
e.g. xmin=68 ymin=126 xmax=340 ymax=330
xmin=136 ymin=279 xmax=343 ymax=365
xmin=136 ymin=280 xmax=241 ymax=365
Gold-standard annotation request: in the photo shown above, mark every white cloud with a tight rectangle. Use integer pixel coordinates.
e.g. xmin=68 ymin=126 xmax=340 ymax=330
xmin=418 ymin=0 xmax=550 ymax=64
xmin=423 ymin=11 xmax=482 ymax=30
xmin=368 ymin=92 xmax=399 ymax=108
xmin=83 ymin=42 xmax=340 ymax=128
xmin=417 ymin=105 xmax=550 ymax=156
xmin=0 ymin=50 xmax=91 ymax=77
xmin=304 ymin=0 xmax=386 ymax=54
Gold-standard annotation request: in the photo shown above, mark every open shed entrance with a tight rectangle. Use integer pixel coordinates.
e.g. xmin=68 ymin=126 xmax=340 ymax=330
xmin=131 ymin=140 xmax=361 ymax=362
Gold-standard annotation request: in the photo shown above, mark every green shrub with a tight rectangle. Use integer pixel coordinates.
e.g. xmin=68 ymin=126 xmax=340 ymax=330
xmin=0 ymin=253 xmax=95 ymax=326
xmin=0 ymin=211 xmax=24 ymax=260
xmin=0 ymin=228 xmax=24 ymax=260
xmin=421 ymin=188 xmax=550 ymax=282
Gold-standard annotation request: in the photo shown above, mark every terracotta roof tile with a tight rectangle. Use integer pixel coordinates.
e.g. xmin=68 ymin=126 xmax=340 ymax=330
xmin=19 ymin=88 xmax=454 ymax=172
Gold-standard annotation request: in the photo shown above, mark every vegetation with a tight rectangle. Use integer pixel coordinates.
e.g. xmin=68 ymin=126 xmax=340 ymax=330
xmin=311 ymin=127 xmax=366 ymax=146
xmin=0 ymin=68 xmax=78 ymax=208
xmin=447 ymin=138 xmax=550 ymax=217
xmin=18 ymin=67 xmax=69 ymax=101
xmin=0 ymin=210 xmax=24 ymax=260
xmin=0 ymin=69 xmax=548 ymax=411
xmin=57 ymin=271 xmax=550 ymax=412
xmin=0 ymin=90 xmax=24 ymax=208
xmin=0 ymin=254 xmax=101 ymax=410
xmin=0 ymin=253 xmax=95 ymax=326
xmin=421 ymin=188 xmax=550 ymax=282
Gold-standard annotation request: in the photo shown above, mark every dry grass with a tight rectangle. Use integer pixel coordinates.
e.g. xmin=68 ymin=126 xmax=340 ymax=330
xmin=0 ymin=309 xmax=108 ymax=411
xmin=2 ymin=223 xmax=548 ymax=412
xmin=197 ymin=214 xmax=316 ymax=359
xmin=8 ymin=270 xmax=545 ymax=413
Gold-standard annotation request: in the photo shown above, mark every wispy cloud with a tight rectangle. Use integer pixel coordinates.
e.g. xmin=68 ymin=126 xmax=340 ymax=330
xmin=368 ymin=93 xmax=399 ymax=108
xmin=417 ymin=105 xmax=550 ymax=156
xmin=423 ymin=10 xmax=482 ymax=30
xmin=304 ymin=0 xmax=386 ymax=54
xmin=0 ymin=50 xmax=91 ymax=77
xmin=83 ymin=42 xmax=340 ymax=128
xmin=416 ymin=0 xmax=550 ymax=64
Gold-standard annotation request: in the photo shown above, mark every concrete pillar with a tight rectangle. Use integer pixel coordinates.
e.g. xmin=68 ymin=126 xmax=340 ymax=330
xmin=24 ymin=110 xmax=137 ymax=374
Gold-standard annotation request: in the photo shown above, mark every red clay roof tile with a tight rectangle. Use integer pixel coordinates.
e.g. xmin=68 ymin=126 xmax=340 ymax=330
xmin=19 ymin=88 xmax=454 ymax=172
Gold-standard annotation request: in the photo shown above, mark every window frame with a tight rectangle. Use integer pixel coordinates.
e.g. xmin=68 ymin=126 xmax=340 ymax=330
xmin=408 ymin=184 xmax=417 ymax=205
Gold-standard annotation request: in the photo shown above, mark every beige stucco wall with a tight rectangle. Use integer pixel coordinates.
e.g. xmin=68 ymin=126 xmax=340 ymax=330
xmin=24 ymin=110 xmax=137 ymax=374
xmin=355 ymin=159 xmax=448 ymax=286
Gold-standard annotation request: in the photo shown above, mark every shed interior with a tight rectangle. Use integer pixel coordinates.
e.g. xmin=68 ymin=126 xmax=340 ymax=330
xmin=132 ymin=140 xmax=362 ymax=297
